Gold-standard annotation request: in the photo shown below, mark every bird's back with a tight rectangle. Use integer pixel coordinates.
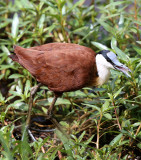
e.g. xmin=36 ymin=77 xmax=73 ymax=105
xmin=11 ymin=43 xmax=98 ymax=93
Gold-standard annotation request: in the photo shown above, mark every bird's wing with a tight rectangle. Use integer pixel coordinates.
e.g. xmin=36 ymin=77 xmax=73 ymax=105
xmin=13 ymin=44 xmax=97 ymax=92
xmin=37 ymin=48 xmax=96 ymax=92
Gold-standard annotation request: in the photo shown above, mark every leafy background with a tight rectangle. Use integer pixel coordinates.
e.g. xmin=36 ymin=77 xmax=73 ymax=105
xmin=0 ymin=0 xmax=141 ymax=159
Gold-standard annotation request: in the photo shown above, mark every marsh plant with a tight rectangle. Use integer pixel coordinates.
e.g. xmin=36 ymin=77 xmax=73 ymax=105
xmin=0 ymin=0 xmax=141 ymax=159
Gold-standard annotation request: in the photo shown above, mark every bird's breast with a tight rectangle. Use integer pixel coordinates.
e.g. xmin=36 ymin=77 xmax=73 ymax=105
xmin=96 ymin=66 xmax=111 ymax=86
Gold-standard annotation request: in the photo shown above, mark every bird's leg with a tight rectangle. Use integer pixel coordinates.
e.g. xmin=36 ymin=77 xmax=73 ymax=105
xmin=46 ymin=94 xmax=59 ymax=119
xmin=47 ymin=93 xmax=70 ymax=139
xmin=26 ymin=83 xmax=42 ymax=127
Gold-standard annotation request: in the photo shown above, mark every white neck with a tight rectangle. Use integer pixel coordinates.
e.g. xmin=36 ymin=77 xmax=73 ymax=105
xmin=96 ymin=54 xmax=113 ymax=86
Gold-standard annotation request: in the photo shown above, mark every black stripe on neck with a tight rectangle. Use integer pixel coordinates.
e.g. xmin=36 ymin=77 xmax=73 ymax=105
xmin=97 ymin=50 xmax=115 ymax=66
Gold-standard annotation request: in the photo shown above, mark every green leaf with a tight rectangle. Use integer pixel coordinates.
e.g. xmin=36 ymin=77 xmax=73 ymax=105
xmin=9 ymin=74 xmax=24 ymax=79
xmin=15 ymin=0 xmax=33 ymax=9
xmin=111 ymin=38 xmax=128 ymax=60
xmin=96 ymin=21 xmax=115 ymax=35
xmin=101 ymin=100 xmax=110 ymax=112
xmin=24 ymin=80 xmax=31 ymax=98
xmin=38 ymin=14 xmax=45 ymax=30
xmin=0 ymin=131 xmax=14 ymax=160
xmin=136 ymin=41 xmax=141 ymax=45
xmin=72 ymin=26 xmax=88 ymax=34
xmin=133 ymin=45 xmax=141 ymax=55
xmin=20 ymin=38 xmax=33 ymax=45
xmin=91 ymin=42 xmax=109 ymax=50
xmin=105 ymin=1 xmax=129 ymax=9
xmin=118 ymin=14 xmax=124 ymax=30
xmin=48 ymin=97 xmax=71 ymax=105
xmin=67 ymin=90 xmax=86 ymax=97
xmin=1 ymin=45 xmax=11 ymax=56
xmin=0 ymin=112 xmax=6 ymax=124
xmin=84 ymin=135 xmax=94 ymax=145
xmin=0 ymin=64 xmax=17 ymax=70
xmin=78 ymin=131 xmax=85 ymax=142
xmin=66 ymin=0 xmax=85 ymax=15
xmin=132 ymin=122 xmax=141 ymax=127
xmin=103 ymin=113 xmax=112 ymax=119
xmin=11 ymin=13 xmax=19 ymax=39
xmin=137 ymin=142 xmax=141 ymax=149
xmin=114 ymin=87 xmax=124 ymax=98
xmin=111 ymin=37 xmax=117 ymax=50
xmin=55 ymin=129 xmax=74 ymax=159
xmin=109 ymin=133 xmax=123 ymax=146
xmin=83 ymin=103 xmax=101 ymax=112
xmin=0 ymin=74 xmax=4 ymax=80
xmin=9 ymin=91 xmax=22 ymax=97
xmin=0 ymin=92 xmax=5 ymax=102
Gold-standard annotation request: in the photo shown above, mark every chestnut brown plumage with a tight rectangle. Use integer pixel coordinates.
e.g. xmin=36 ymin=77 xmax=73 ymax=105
xmin=10 ymin=43 xmax=98 ymax=94
xmin=9 ymin=43 xmax=131 ymax=125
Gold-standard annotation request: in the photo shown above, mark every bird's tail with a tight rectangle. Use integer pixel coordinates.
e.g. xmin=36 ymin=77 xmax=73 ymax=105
xmin=8 ymin=45 xmax=20 ymax=62
xmin=9 ymin=45 xmax=43 ymax=75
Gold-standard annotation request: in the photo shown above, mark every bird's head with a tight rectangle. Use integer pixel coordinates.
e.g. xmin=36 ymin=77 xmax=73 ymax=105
xmin=96 ymin=50 xmax=131 ymax=77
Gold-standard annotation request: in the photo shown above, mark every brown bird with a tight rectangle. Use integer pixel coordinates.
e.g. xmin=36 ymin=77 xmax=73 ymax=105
xmin=9 ymin=43 xmax=131 ymax=123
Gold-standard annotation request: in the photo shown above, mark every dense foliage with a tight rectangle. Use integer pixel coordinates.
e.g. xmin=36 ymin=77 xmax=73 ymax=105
xmin=0 ymin=0 xmax=141 ymax=159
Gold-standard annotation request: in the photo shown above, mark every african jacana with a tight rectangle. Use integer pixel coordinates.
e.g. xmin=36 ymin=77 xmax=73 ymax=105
xmin=9 ymin=43 xmax=131 ymax=122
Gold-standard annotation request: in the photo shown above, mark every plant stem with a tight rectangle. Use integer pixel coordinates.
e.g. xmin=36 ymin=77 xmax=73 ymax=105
xmin=96 ymin=113 xmax=102 ymax=149
xmin=130 ymin=123 xmax=141 ymax=146
xmin=57 ymin=1 xmax=68 ymax=42
xmin=112 ymin=101 xmax=122 ymax=130
xmin=134 ymin=0 xmax=140 ymax=40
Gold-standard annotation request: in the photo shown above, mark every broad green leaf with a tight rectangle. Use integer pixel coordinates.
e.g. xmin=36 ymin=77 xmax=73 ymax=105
xmin=9 ymin=74 xmax=24 ymax=79
xmin=0 ymin=92 xmax=5 ymax=102
xmin=133 ymin=45 xmax=141 ymax=55
xmin=0 ymin=64 xmax=17 ymax=70
xmin=9 ymin=91 xmax=22 ymax=97
xmin=91 ymin=42 xmax=109 ymax=50
xmin=67 ymin=90 xmax=86 ymax=97
xmin=0 ymin=112 xmax=6 ymax=124
xmin=132 ymin=122 xmax=141 ymax=127
xmin=109 ymin=133 xmax=123 ymax=146
xmin=101 ymin=100 xmax=110 ymax=112
xmin=20 ymin=38 xmax=33 ymax=45
xmin=118 ymin=14 xmax=124 ymax=30
xmin=83 ymin=103 xmax=101 ymax=112
xmin=1 ymin=45 xmax=10 ymax=55
xmin=0 ymin=74 xmax=4 ymax=80
xmin=105 ymin=1 xmax=129 ymax=9
xmin=38 ymin=14 xmax=45 ymax=30
xmin=24 ymin=80 xmax=31 ymax=97
xmin=66 ymin=0 xmax=85 ymax=15
xmin=0 ymin=131 xmax=13 ymax=160
xmin=78 ymin=131 xmax=85 ymax=142
xmin=11 ymin=13 xmax=19 ymax=38
xmin=0 ymin=21 xmax=10 ymax=29
xmin=137 ymin=142 xmax=141 ymax=149
xmin=16 ymin=85 xmax=22 ymax=95
xmin=96 ymin=21 xmax=115 ymax=35
xmin=111 ymin=37 xmax=117 ymax=50
xmin=103 ymin=113 xmax=112 ymax=119
xmin=15 ymin=0 xmax=33 ymax=8
xmin=114 ymin=87 xmax=124 ymax=98
xmin=136 ymin=41 xmax=141 ymax=45
xmin=111 ymin=38 xmax=128 ymax=60
xmin=72 ymin=26 xmax=88 ymax=34
xmin=55 ymin=129 xmax=74 ymax=159
xmin=84 ymin=135 xmax=94 ymax=145
xmin=48 ymin=98 xmax=71 ymax=105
